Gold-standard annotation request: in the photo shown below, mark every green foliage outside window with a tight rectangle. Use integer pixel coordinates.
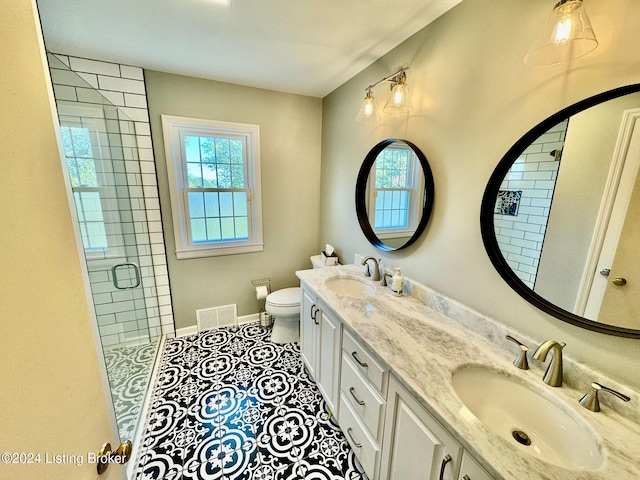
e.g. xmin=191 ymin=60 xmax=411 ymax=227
xmin=185 ymin=135 xmax=245 ymax=188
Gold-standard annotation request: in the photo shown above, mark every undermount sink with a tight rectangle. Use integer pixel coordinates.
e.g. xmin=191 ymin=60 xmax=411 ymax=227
xmin=452 ymin=366 xmax=604 ymax=470
xmin=324 ymin=275 xmax=376 ymax=298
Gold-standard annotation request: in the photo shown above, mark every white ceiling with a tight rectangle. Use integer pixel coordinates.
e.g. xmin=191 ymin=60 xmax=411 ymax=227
xmin=36 ymin=0 xmax=463 ymax=98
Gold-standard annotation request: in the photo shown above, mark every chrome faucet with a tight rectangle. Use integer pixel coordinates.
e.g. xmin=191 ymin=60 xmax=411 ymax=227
xmin=361 ymin=256 xmax=381 ymax=281
xmin=533 ymin=340 xmax=566 ymax=387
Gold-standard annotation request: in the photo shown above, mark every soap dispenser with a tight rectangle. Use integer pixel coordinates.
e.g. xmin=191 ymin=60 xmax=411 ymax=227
xmin=390 ymin=268 xmax=404 ymax=296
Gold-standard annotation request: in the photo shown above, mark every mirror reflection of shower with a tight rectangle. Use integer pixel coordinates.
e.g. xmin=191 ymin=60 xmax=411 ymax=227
xmin=494 ymin=120 xmax=568 ymax=290
xmin=47 ymin=52 xmax=166 ymax=443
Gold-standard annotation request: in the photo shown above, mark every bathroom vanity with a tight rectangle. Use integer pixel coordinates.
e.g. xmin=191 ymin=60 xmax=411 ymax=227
xmin=296 ymin=264 xmax=640 ymax=480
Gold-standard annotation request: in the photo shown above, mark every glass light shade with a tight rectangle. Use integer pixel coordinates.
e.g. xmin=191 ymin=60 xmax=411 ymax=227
xmin=524 ymin=0 xmax=598 ymax=66
xmin=383 ymin=82 xmax=413 ymax=114
xmin=355 ymin=90 xmax=380 ymax=122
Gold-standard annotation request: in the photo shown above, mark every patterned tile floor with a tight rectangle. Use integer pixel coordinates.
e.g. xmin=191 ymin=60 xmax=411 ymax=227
xmin=135 ymin=323 xmax=368 ymax=480
xmin=104 ymin=341 xmax=159 ymax=440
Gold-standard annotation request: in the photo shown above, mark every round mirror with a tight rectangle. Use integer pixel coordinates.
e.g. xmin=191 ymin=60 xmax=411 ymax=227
xmin=481 ymin=84 xmax=640 ymax=338
xmin=356 ymin=139 xmax=434 ymax=251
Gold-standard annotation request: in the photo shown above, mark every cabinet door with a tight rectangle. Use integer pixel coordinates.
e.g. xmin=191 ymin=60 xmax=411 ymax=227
xmin=300 ymin=287 xmax=319 ymax=378
xmin=316 ymin=303 xmax=342 ymax=416
xmin=458 ymin=452 xmax=495 ymax=480
xmin=380 ymin=376 xmax=462 ymax=480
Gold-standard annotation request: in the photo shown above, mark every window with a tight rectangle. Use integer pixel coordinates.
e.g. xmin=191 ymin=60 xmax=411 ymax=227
xmin=62 ymin=125 xmax=109 ymax=251
xmin=162 ymin=116 xmax=263 ymax=258
xmin=59 ymin=103 xmax=127 ymax=261
xmin=368 ymin=143 xmax=424 ymax=239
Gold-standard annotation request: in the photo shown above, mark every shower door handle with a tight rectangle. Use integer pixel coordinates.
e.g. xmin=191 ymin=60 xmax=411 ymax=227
xmin=111 ymin=262 xmax=141 ymax=290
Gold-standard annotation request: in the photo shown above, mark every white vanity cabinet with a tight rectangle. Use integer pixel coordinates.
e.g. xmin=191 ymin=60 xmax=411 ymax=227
xmin=379 ymin=375 xmax=496 ymax=480
xmin=339 ymin=329 xmax=388 ymax=479
xmin=299 ymin=280 xmax=496 ymax=480
xmin=458 ymin=452 xmax=494 ymax=480
xmin=300 ymin=285 xmax=342 ymax=416
xmin=380 ymin=375 xmax=463 ymax=480
xmin=300 ymin=287 xmax=318 ymax=378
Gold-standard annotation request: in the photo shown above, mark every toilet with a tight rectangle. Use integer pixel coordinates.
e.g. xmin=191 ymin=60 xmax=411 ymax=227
xmin=266 ymin=255 xmax=330 ymax=344
xmin=266 ymin=287 xmax=301 ymax=344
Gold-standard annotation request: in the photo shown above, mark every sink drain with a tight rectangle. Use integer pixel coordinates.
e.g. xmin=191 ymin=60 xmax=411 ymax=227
xmin=512 ymin=430 xmax=532 ymax=446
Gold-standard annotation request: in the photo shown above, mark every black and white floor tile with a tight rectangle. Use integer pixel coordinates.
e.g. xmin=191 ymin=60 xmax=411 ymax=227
xmin=135 ymin=323 xmax=369 ymax=480
xmin=104 ymin=341 xmax=159 ymax=440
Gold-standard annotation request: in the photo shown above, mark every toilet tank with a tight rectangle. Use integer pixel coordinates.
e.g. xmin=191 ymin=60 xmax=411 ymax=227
xmin=311 ymin=255 xmax=325 ymax=269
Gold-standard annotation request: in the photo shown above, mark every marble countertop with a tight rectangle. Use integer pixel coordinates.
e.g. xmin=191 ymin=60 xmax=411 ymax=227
xmin=296 ymin=264 xmax=640 ymax=480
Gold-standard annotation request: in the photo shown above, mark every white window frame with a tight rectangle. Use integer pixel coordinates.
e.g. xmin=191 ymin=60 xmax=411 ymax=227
xmin=161 ymin=115 xmax=263 ymax=259
xmin=366 ymin=144 xmax=424 ymax=240
xmin=58 ymin=103 xmax=127 ymax=264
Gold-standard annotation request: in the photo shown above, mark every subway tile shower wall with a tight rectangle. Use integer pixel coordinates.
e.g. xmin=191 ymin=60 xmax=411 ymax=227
xmin=48 ymin=53 xmax=175 ymax=344
xmin=494 ymin=120 xmax=568 ymax=288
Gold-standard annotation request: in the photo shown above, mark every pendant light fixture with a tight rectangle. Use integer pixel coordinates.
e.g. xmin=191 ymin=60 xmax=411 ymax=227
xmin=355 ymin=67 xmax=413 ymax=122
xmin=524 ymin=0 xmax=598 ymax=66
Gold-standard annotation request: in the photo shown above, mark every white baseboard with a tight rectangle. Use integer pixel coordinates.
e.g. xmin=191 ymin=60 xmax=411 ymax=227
xmin=175 ymin=313 xmax=260 ymax=338
xmin=175 ymin=325 xmax=198 ymax=337
xmin=238 ymin=313 xmax=260 ymax=325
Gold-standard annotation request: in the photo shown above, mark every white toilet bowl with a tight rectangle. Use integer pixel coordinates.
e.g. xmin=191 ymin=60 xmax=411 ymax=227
xmin=265 ymin=287 xmax=301 ymax=344
xmin=265 ymin=256 xmax=336 ymax=344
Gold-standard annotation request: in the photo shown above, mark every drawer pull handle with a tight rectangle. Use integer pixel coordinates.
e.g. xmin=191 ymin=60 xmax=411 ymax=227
xmin=349 ymin=387 xmax=366 ymax=406
xmin=351 ymin=351 xmax=368 ymax=368
xmin=311 ymin=304 xmax=319 ymax=325
xmin=346 ymin=427 xmax=362 ymax=448
xmin=439 ymin=454 xmax=452 ymax=480
xmin=462 ymin=476 xmax=471 ymax=480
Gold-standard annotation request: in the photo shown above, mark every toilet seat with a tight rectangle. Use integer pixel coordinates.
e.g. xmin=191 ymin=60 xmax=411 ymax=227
xmin=266 ymin=287 xmax=300 ymax=317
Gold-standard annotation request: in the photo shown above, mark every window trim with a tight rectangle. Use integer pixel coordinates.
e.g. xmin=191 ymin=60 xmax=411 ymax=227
xmin=366 ymin=144 xmax=424 ymax=239
xmin=58 ymin=103 xmax=128 ymax=262
xmin=161 ymin=115 xmax=263 ymax=259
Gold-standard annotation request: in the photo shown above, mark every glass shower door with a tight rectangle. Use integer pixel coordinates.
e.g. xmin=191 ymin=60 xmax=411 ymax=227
xmin=51 ymin=54 xmax=161 ymax=442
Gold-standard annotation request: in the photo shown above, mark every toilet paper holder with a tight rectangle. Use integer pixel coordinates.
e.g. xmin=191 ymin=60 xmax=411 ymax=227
xmin=251 ymin=278 xmax=273 ymax=327
xmin=251 ymin=277 xmax=271 ymax=297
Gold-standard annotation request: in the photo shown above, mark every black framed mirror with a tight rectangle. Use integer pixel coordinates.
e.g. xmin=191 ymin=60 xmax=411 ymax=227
xmin=356 ymin=139 xmax=434 ymax=251
xmin=481 ymin=84 xmax=640 ymax=338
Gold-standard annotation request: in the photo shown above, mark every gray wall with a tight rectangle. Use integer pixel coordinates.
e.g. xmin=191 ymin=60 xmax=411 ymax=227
xmin=320 ymin=0 xmax=640 ymax=388
xmin=146 ymin=71 xmax=322 ymax=328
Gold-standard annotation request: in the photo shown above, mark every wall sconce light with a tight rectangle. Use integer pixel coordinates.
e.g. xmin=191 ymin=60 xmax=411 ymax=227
xmin=355 ymin=89 xmax=380 ymax=123
xmin=355 ymin=67 xmax=413 ymax=122
xmin=524 ymin=0 xmax=598 ymax=66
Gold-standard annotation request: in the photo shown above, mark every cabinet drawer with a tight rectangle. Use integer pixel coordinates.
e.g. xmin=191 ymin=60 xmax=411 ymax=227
xmin=341 ymin=351 xmax=386 ymax=440
xmin=343 ymin=329 xmax=387 ymax=394
xmin=339 ymin=391 xmax=380 ymax=480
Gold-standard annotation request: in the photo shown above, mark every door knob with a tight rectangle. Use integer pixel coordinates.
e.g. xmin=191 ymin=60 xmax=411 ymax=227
xmin=96 ymin=440 xmax=132 ymax=474
xmin=612 ymin=277 xmax=627 ymax=287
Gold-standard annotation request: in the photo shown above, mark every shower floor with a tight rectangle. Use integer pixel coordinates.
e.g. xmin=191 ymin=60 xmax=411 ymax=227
xmin=104 ymin=341 xmax=159 ymax=440
xmin=134 ymin=322 xmax=368 ymax=480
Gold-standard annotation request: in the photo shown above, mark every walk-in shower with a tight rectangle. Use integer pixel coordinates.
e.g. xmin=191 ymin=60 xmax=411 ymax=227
xmin=46 ymin=53 xmax=171 ymax=443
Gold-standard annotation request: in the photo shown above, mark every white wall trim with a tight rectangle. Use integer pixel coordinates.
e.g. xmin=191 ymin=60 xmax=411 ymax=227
xmin=160 ymin=115 xmax=263 ymax=259
xmin=175 ymin=325 xmax=199 ymax=337
xmin=574 ymin=108 xmax=640 ymax=315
